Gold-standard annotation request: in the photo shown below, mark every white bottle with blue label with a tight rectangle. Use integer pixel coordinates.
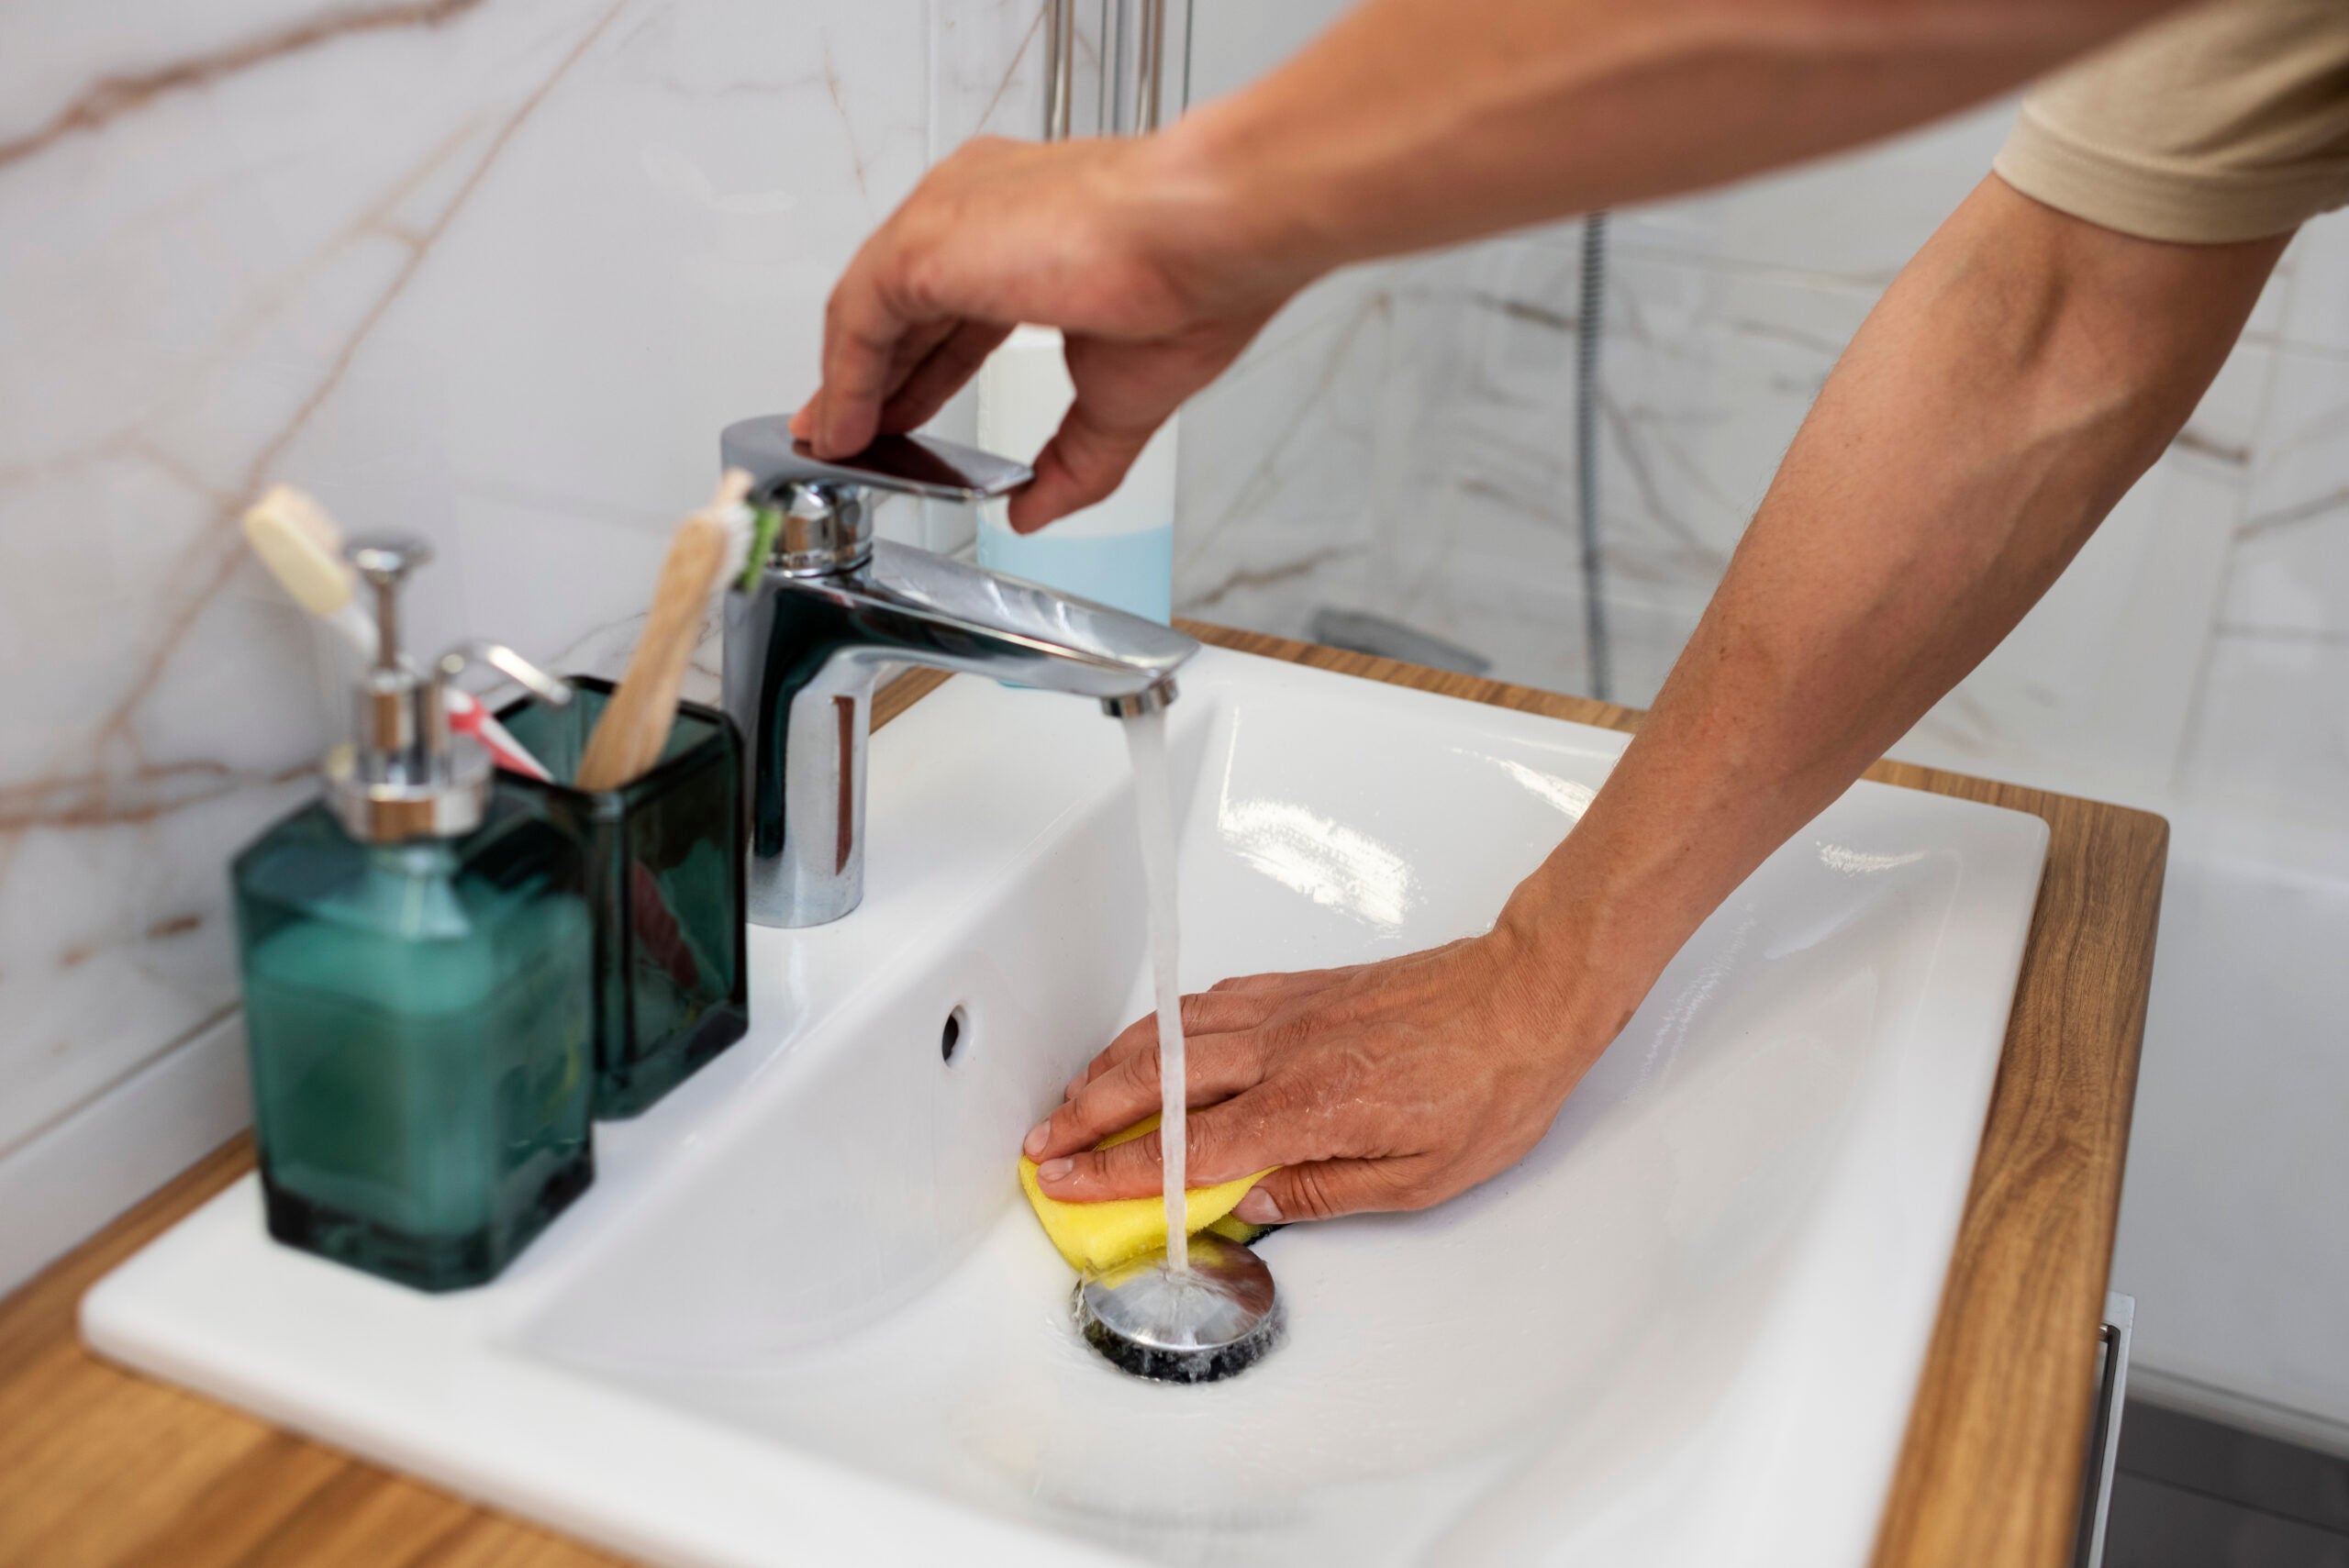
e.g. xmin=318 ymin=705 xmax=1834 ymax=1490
xmin=975 ymin=325 xmax=1176 ymax=625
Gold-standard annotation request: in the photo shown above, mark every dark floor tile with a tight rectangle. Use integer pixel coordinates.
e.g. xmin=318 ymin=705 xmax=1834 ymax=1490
xmin=2121 ymin=1401 xmax=2349 ymax=1535
xmin=2107 ymin=1473 xmax=2349 ymax=1568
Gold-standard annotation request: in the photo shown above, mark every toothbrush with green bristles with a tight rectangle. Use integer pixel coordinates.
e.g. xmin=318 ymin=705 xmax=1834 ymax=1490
xmin=740 ymin=496 xmax=783 ymax=593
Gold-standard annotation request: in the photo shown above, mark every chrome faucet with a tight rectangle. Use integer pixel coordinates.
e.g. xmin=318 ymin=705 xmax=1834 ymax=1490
xmin=718 ymin=417 xmax=1197 ymax=928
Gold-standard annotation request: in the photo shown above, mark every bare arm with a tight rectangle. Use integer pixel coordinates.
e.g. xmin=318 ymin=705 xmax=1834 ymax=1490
xmin=1174 ymin=0 xmax=2163 ymax=278
xmin=1028 ymin=178 xmax=2286 ymax=1220
xmin=796 ymin=0 xmax=2181 ymax=528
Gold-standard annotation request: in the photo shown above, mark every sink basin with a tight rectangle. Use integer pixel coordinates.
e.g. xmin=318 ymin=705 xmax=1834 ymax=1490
xmin=84 ymin=645 xmax=2048 ymax=1567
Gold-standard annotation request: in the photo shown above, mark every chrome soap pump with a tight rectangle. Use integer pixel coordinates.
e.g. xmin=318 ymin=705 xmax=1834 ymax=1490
xmin=229 ymin=539 xmax=597 ymax=1292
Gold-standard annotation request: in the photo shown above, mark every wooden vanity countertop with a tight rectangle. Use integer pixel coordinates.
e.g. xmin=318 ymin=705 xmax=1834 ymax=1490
xmin=0 ymin=622 xmax=2165 ymax=1568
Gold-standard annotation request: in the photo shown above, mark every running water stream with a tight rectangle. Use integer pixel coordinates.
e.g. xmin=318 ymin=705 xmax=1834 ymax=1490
xmin=1119 ymin=706 xmax=1189 ymax=1276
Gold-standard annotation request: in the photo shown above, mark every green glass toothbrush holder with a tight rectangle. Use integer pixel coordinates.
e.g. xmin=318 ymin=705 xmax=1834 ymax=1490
xmin=498 ymin=677 xmax=749 ymax=1118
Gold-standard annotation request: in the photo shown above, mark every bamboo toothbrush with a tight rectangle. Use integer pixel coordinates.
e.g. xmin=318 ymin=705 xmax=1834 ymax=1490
xmin=241 ymin=484 xmax=551 ymax=780
xmin=572 ymin=469 xmax=758 ymax=792
xmin=243 ymin=485 xmax=380 ymax=657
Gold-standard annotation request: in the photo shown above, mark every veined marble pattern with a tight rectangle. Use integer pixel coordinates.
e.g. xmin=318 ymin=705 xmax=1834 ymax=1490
xmin=2197 ymin=344 xmax=2349 ymax=831
xmin=1174 ymin=90 xmax=2349 ymax=820
xmin=1167 ymin=99 xmax=2001 ymax=704
xmin=0 ymin=0 xmax=1044 ymax=1248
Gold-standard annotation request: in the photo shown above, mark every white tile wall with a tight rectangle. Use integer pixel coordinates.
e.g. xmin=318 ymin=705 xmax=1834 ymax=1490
xmin=0 ymin=0 xmax=1046 ymax=1294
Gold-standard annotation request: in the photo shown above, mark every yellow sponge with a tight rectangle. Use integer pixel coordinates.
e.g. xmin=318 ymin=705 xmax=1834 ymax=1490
xmin=1018 ymin=1115 xmax=1275 ymax=1273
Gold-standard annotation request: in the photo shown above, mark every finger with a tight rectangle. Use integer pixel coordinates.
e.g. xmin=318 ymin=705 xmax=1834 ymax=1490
xmin=1032 ymin=1092 xmax=1276 ymax=1201
xmin=1063 ymin=969 xmax=1356 ymax=1104
xmin=1007 ymin=398 xmax=1158 ymax=533
xmin=876 ymin=317 xmax=961 ymax=404
xmin=1070 ymin=984 xmax=1290 ymax=1095
xmin=1208 ymin=964 xmax=1360 ymax=996
xmin=1030 ymin=1032 xmax=1264 ymax=1162
xmin=880 ymin=320 xmax=1012 ymax=434
xmin=810 ymin=253 xmax=922 ymax=458
xmin=1234 ymin=1157 xmax=1432 ymax=1223
xmin=1062 ymin=1018 xmax=1157 ymax=1103
xmin=799 ymin=320 xmax=954 ymax=446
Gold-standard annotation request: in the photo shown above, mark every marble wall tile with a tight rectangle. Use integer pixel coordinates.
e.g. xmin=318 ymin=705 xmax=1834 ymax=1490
xmin=1610 ymin=99 xmax=2013 ymax=283
xmin=2220 ymin=349 xmax=2349 ymax=639
xmin=2182 ymin=634 xmax=2349 ymax=831
xmin=1170 ymin=60 xmax=2318 ymax=817
xmin=2273 ymin=211 xmax=2349 ymax=357
xmin=2184 ymin=344 xmax=2349 ymax=828
xmin=1170 ymin=82 xmax=2025 ymax=709
xmin=1174 ymin=227 xmax=1614 ymax=682
xmin=1588 ymin=257 xmax=1866 ymax=619
xmin=1185 ymin=0 xmax=1339 ymax=104
xmin=0 ymin=0 xmax=1041 ymax=1288
xmin=1174 ymin=266 xmax=1397 ymax=633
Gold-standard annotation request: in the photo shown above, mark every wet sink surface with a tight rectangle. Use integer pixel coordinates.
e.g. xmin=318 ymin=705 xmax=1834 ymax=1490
xmin=85 ymin=647 xmax=2047 ymax=1567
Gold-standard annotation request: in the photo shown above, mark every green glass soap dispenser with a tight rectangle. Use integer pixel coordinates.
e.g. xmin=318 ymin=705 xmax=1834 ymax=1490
xmin=230 ymin=538 xmax=596 ymax=1292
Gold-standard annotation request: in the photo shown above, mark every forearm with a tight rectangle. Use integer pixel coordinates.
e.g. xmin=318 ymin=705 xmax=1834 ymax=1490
xmin=1502 ymin=177 xmax=2285 ymax=1036
xmin=1164 ymin=0 xmax=2178 ymax=288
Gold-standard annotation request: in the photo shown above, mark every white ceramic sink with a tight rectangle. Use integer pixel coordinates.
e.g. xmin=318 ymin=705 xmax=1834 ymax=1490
xmin=85 ymin=646 xmax=2048 ymax=1567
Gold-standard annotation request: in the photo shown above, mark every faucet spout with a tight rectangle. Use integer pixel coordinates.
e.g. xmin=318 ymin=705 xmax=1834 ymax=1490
xmin=852 ymin=540 xmax=1196 ymax=700
xmin=714 ymin=417 xmax=1199 ymax=927
xmin=722 ymin=539 xmax=1197 ymax=928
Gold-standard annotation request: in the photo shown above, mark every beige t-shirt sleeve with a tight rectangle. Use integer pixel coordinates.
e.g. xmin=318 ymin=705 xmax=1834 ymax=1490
xmin=1996 ymin=0 xmax=2349 ymax=242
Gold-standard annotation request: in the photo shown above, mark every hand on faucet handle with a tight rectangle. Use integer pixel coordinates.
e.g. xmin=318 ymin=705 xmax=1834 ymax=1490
xmin=793 ymin=134 xmax=1280 ymax=534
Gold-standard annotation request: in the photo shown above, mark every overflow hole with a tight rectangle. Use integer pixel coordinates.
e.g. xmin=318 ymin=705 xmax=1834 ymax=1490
xmin=941 ymin=1006 xmax=967 ymax=1063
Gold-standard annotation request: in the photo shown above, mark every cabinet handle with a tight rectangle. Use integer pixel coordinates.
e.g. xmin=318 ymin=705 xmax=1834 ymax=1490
xmin=2075 ymin=1291 xmax=2135 ymax=1568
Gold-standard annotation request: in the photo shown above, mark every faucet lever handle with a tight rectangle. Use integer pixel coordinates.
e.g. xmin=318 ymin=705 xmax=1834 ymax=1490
xmin=719 ymin=417 xmax=1032 ymax=504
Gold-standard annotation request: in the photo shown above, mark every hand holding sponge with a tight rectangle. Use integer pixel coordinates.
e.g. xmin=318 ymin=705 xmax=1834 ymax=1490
xmin=1018 ymin=1116 xmax=1275 ymax=1273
